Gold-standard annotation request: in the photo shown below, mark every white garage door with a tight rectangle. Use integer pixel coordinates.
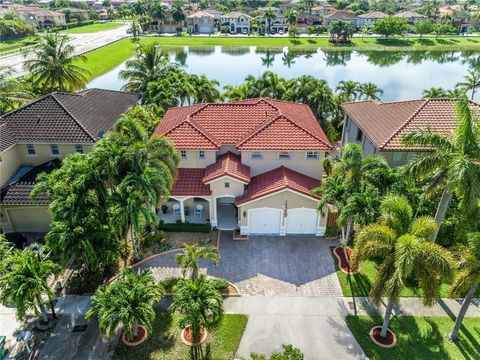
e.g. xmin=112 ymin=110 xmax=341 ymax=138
xmin=199 ymin=26 xmax=211 ymax=33
xmin=249 ymin=208 xmax=282 ymax=235
xmin=286 ymin=208 xmax=318 ymax=234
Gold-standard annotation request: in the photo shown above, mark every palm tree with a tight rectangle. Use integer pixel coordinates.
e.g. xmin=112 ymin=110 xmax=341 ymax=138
xmin=86 ymin=269 xmax=163 ymax=340
xmin=422 ymin=87 xmax=449 ymax=98
xmin=263 ymin=7 xmax=276 ymax=33
xmin=456 ymin=69 xmax=480 ymax=100
xmin=150 ymin=0 xmax=167 ymax=22
xmin=336 ymin=80 xmax=361 ymax=101
xmin=172 ymin=0 xmax=185 ymax=25
xmin=402 ymin=94 xmax=480 ymax=243
xmin=352 ymin=195 xmax=453 ymax=338
xmin=284 ymin=9 xmax=298 ymax=26
xmin=130 ymin=16 xmax=142 ymax=39
xmin=175 ymin=244 xmax=219 ymax=280
xmin=448 ymin=233 xmax=480 ymax=341
xmin=0 ymin=245 xmax=61 ymax=324
xmin=189 ymin=74 xmax=220 ymax=103
xmin=359 ymin=82 xmax=384 ymax=100
xmin=304 ymin=0 xmax=314 ymax=14
xmin=329 ymin=20 xmax=355 ymax=43
xmin=0 ymin=67 xmax=32 ymax=114
xmin=24 ymin=33 xmax=90 ymax=94
xmin=119 ymin=42 xmax=178 ymax=94
xmin=169 ymin=275 xmax=223 ymax=360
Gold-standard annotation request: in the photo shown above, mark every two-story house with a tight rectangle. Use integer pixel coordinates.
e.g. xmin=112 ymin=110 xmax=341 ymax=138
xmin=323 ymin=9 xmax=357 ymax=28
xmin=187 ymin=10 xmax=221 ymax=34
xmin=394 ymin=11 xmax=427 ymax=24
xmin=340 ymin=98 xmax=477 ymax=167
xmin=0 ymin=89 xmax=139 ymax=234
xmin=14 ymin=5 xmax=66 ymax=29
xmin=356 ymin=11 xmax=388 ymax=28
xmin=153 ymin=98 xmax=333 ymax=236
xmin=219 ymin=11 xmax=251 ymax=34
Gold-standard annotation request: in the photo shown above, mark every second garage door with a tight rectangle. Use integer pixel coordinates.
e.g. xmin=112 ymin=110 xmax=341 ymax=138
xmin=249 ymin=208 xmax=282 ymax=235
xmin=286 ymin=208 xmax=318 ymax=234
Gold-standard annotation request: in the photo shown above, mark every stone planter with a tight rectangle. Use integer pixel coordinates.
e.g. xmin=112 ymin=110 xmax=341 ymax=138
xmin=122 ymin=325 xmax=148 ymax=346
xmin=180 ymin=326 xmax=208 ymax=346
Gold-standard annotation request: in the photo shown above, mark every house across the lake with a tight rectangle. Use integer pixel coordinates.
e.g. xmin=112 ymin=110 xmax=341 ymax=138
xmin=0 ymin=89 xmax=139 ymax=234
xmin=340 ymin=98 xmax=476 ymax=167
xmin=153 ymin=98 xmax=333 ymax=236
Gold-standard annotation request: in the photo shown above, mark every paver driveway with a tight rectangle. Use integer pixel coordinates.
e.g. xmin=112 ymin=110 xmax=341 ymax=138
xmin=137 ymin=231 xmax=342 ymax=296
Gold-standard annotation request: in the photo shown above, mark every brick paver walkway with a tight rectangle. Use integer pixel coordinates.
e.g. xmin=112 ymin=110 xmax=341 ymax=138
xmin=136 ymin=232 xmax=342 ymax=297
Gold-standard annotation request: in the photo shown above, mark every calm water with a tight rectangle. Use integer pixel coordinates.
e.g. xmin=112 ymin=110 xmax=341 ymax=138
xmin=87 ymin=46 xmax=480 ymax=101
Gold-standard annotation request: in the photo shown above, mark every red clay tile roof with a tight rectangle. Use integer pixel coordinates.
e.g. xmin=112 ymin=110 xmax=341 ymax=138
xmin=235 ymin=166 xmax=321 ymax=205
xmin=324 ymin=9 xmax=356 ymax=19
xmin=171 ymin=168 xmax=212 ymax=196
xmin=153 ymin=98 xmax=332 ymax=151
xmin=203 ymin=152 xmax=250 ymax=184
xmin=341 ymin=98 xmax=478 ymax=151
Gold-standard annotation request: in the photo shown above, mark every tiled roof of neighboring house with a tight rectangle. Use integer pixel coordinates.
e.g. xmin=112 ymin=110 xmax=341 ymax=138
xmin=1 ymin=159 xmax=61 ymax=205
xmin=221 ymin=11 xmax=252 ymax=19
xmin=323 ymin=9 xmax=356 ymax=19
xmin=15 ymin=5 xmax=64 ymax=16
xmin=0 ymin=89 xmax=139 ymax=152
xmin=171 ymin=168 xmax=212 ymax=196
xmin=188 ymin=10 xmax=219 ymax=18
xmin=154 ymin=98 xmax=332 ymax=151
xmin=235 ymin=166 xmax=320 ymax=205
xmin=395 ymin=11 xmax=427 ymax=18
xmin=341 ymin=98 xmax=478 ymax=151
xmin=203 ymin=152 xmax=250 ymax=184
xmin=358 ymin=11 xmax=388 ymax=19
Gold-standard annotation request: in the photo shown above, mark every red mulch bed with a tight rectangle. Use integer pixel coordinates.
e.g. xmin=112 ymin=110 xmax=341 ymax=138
xmin=183 ymin=326 xmax=206 ymax=343
xmin=334 ymin=246 xmax=358 ymax=274
xmin=371 ymin=327 xmax=395 ymax=346
xmin=126 ymin=326 xmax=146 ymax=343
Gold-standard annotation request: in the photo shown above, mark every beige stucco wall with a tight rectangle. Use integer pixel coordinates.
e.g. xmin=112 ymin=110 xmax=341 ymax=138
xmin=241 ymin=151 xmax=324 ymax=179
xmin=379 ymin=151 xmax=426 ymax=168
xmin=0 ymin=145 xmax=21 ymax=187
xmin=178 ymin=150 xmax=216 ymax=168
xmin=209 ymin=177 xmax=246 ymax=197
xmin=1 ymin=205 xmax=51 ymax=233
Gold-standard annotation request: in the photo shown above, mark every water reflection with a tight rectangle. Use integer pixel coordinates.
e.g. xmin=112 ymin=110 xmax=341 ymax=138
xmin=87 ymin=45 xmax=480 ymax=101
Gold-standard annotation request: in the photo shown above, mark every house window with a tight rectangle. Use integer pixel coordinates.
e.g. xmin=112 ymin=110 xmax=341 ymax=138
xmin=75 ymin=144 xmax=84 ymax=153
xmin=180 ymin=150 xmax=187 ymax=159
xmin=393 ymin=152 xmax=403 ymax=161
xmin=198 ymin=150 xmax=206 ymax=159
xmin=306 ymin=151 xmax=319 ymax=160
xmin=50 ymin=144 xmax=60 ymax=156
xmin=225 ymin=182 xmax=230 ymax=188
xmin=26 ymin=144 xmax=36 ymax=155
xmin=278 ymin=151 xmax=291 ymax=160
xmin=356 ymin=128 xmax=363 ymax=142
xmin=250 ymin=151 xmax=264 ymax=160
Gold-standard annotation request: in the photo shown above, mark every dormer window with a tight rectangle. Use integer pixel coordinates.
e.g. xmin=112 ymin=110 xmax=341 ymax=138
xmin=198 ymin=150 xmax=205 ymax=159
xmin=180 ymin=150 xmax=187 ymax=159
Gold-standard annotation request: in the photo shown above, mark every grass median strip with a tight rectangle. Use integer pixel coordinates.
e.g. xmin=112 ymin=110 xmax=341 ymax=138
xmin=62 ymin=22 xmax=123 ymax=34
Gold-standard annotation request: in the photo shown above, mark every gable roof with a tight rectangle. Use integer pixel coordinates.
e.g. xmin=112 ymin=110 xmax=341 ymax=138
xmin=235 ymin=166 xmax=320 ymax=205
xmin=154 ymin=98 xmax=332 ymax=151
xmin=358 ymin=11 xmax=388 ymax=19
xmin=395 ymin=11 xmax=427 ymax=18
xmin=171 ymin=168 xmax=212 ymax=196
xmin=222 ymin=11 xmax=252 ymax=19
xmin=0 ymin=89 xmax=139 ymax=152
xmin=203 ymin=152 xmax=250 ymax=184
xmin=341 ymin=98 xmax=478 ymax=151
xmin=323 ymin=9 xmax=356 ymax=19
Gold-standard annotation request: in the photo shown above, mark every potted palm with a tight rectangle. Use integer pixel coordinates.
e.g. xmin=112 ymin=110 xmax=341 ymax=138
xmin=85 ymin=269 xmax=164 ymax=346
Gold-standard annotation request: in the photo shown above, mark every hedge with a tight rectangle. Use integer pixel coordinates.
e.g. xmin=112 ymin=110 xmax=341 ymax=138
xmin=158 ymin=222 xmax=212 ymax=233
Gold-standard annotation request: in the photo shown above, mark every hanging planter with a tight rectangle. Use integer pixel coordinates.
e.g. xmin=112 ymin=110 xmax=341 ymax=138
xmin=369 ymin=326 xmax=397 ymax=348
xmin=180 ymin=326 xmax=208 ymax=346
xmin=122 ymin=325 xmax=148 ymax=346
xmin=333 ymin=246 xmax=360 ymax=274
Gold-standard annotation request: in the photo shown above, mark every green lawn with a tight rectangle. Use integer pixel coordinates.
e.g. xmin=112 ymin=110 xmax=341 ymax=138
xmin=62 ymin=22 xmax=123 ymax=34
xmin=112 ymin=313 xmax=248 ymax=360
xmin=0 ymin=35 xmax=39 ymax=54
xmin=347 ymin=315 xmax=480 ymax=360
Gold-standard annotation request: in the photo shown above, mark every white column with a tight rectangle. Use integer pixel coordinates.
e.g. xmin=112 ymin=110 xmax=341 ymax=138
xmin=180 ymin=199 xmax=185 ymax=223
xmin=208 ymin=198 xmax=216 ymax=227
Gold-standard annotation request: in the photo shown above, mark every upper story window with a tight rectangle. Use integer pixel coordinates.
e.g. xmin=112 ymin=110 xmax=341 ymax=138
xmin=198 ymin=150 xmax=206 ymax=159
xmin=278 ymin=151 xmax=291 ymax=160
xmin=75 ymin=144 xmax=84 ymax=154
xmin=225 ymin=182 xmax=230 ymax=188
xmin=50 ymin=144 xmax=60 ymax=156
xmin=306 ymin=151 xmax=319 ymax=160
xmin=250 ymin=151 xmax=264 ymax=160
xmin=356 ymin=128 xmax=363 ymax=142
xmin=180 ymin=150 xmax=187 ymax=159
xmin=26 ymin=144 xmax=36 ymax=155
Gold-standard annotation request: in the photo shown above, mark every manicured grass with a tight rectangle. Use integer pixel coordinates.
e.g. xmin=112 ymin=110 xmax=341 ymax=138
xmin=0 ymin=35 xmax=39 ymax=54
xmin=347 ymin=315 xmax=480 ymax=360
xmin=113 ymin=313 xmax=248 ymax=360
xmin=62 ymin=22 xmax=123 ymax=34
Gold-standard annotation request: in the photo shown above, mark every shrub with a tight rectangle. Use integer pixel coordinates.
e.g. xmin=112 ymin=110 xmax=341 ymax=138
xmin=158 ymin=222 xmax=211 ymax=233
xmin=325 ymin=227 xmax=339 ymax=238
xmin=67 ymin=268 xmax=105 ymax=295
xmin=142 ymin=230 xmax=166 ymax=247
xmin=210 ymin=278 xmax=229 ymax=291
xmin=159 ymin=277 xmax=181 ymax=292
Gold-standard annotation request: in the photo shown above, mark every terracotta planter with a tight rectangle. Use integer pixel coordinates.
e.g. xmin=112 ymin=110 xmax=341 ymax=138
xmin=122 ymin=325 xmax=148 ymax=346
xmin=333 ymin=246 xmax=360 ymax=275
xmin=369 ymin=326 xmax=397 ymax=348
xmin=180 ymin=326 xmax=208 ymax=346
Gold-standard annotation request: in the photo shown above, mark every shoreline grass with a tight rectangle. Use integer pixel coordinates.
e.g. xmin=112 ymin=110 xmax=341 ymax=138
xmin=62 ymin=22 xmax=123 ymax=34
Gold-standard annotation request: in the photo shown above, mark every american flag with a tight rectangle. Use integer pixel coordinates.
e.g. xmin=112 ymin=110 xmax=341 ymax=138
xmin=283 ymin=200 xmax=288 ymax=218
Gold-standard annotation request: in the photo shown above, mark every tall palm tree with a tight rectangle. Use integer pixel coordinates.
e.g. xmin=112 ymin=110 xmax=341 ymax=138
xmin=352 ymin=195 xmax=453 ymax=338
xmin=456 ymin=69 xmax=480 ymax=100
xmin=189 ymin=74 xmax=220 ymax=103
xmin=448 ymin=232 xmax=480 ymax=341
xmin=86 ymin=269 xmax=164 ymax=340
xmin=150 ymin=0 xmax=167 ymax=21
xmin=169 ymin=275 xmax=224 ymax=360
xmin=0 ymin=245 xmax=61 ymax=324
xmin=24 ymin=33 xmax=90 ymax=94
xmin=402 ymin=94 xmax=480 ymax=243
xmin=359 ymin=82 xmax=384 ymax=100
xmin=0 ymin=67 xmax=32 ymax=114
xmin=172 ymin=0 xmax=185 ymax=25
xmin=263 ymin=7 xmax=276 ymax=33
xmin=175 ymin=244 xmax=219 ymax=280
xmin=284 ymin=9 xmax=298 ymax=26
xmin=336 ymin=80 xmax=361 ymax=101
xmin=119 ymin=42 xmax=178 ymax=94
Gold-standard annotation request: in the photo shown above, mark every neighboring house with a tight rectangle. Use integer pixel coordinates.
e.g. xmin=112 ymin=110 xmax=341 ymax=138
xmin=311 ymin=5 xmax=335 ymax=17
xmin=257 ymin=7 xmax=288 ymax=34
xmin=356 ymin=11 xmax=388 ymax=28
xmin=0 ymin=89 xmax=139 ymax=234
xmin=219 ymin=11 xmax=251 ymax=34
xmin=340 ymin=98 xmax=476 ymax=167
xmin=14 ymin=5 xmax=66 ymax=29
xmin=187 ymin=9 xmax=220 ymax=34
xmin=394 ymin=11 xmax=427 ymax=24
xmin=149 ymin=7 xmax=184 ymax=33
xmin=296 ymin=11 xmax=321 ymax=30
xmin=153 ymin=98 xmax=333 ymax=236
xmin=322 ymin=9 xmax=357 ymax=27
xmin=65 ymin=7 xmax=90 ymax=21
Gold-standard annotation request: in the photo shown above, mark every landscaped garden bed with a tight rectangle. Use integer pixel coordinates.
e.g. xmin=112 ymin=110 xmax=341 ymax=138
xmin=347 ymin=315 xmax=480 ymax=359
xmin=164 ymin=230 xmax=217 ymax=249
xmin=112 ymin=313 xmax=248 ymax=360
xmin=159 ymin=277 xmax=240 ymax=297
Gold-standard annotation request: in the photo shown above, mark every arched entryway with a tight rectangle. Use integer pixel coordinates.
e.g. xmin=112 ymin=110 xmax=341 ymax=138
xmin=215 ymin=196 xmax=238 ymax=230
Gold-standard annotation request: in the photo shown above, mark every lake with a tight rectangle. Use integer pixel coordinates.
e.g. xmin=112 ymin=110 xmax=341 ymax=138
xmin=87 ymin=46 xmax=480 ymax=101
